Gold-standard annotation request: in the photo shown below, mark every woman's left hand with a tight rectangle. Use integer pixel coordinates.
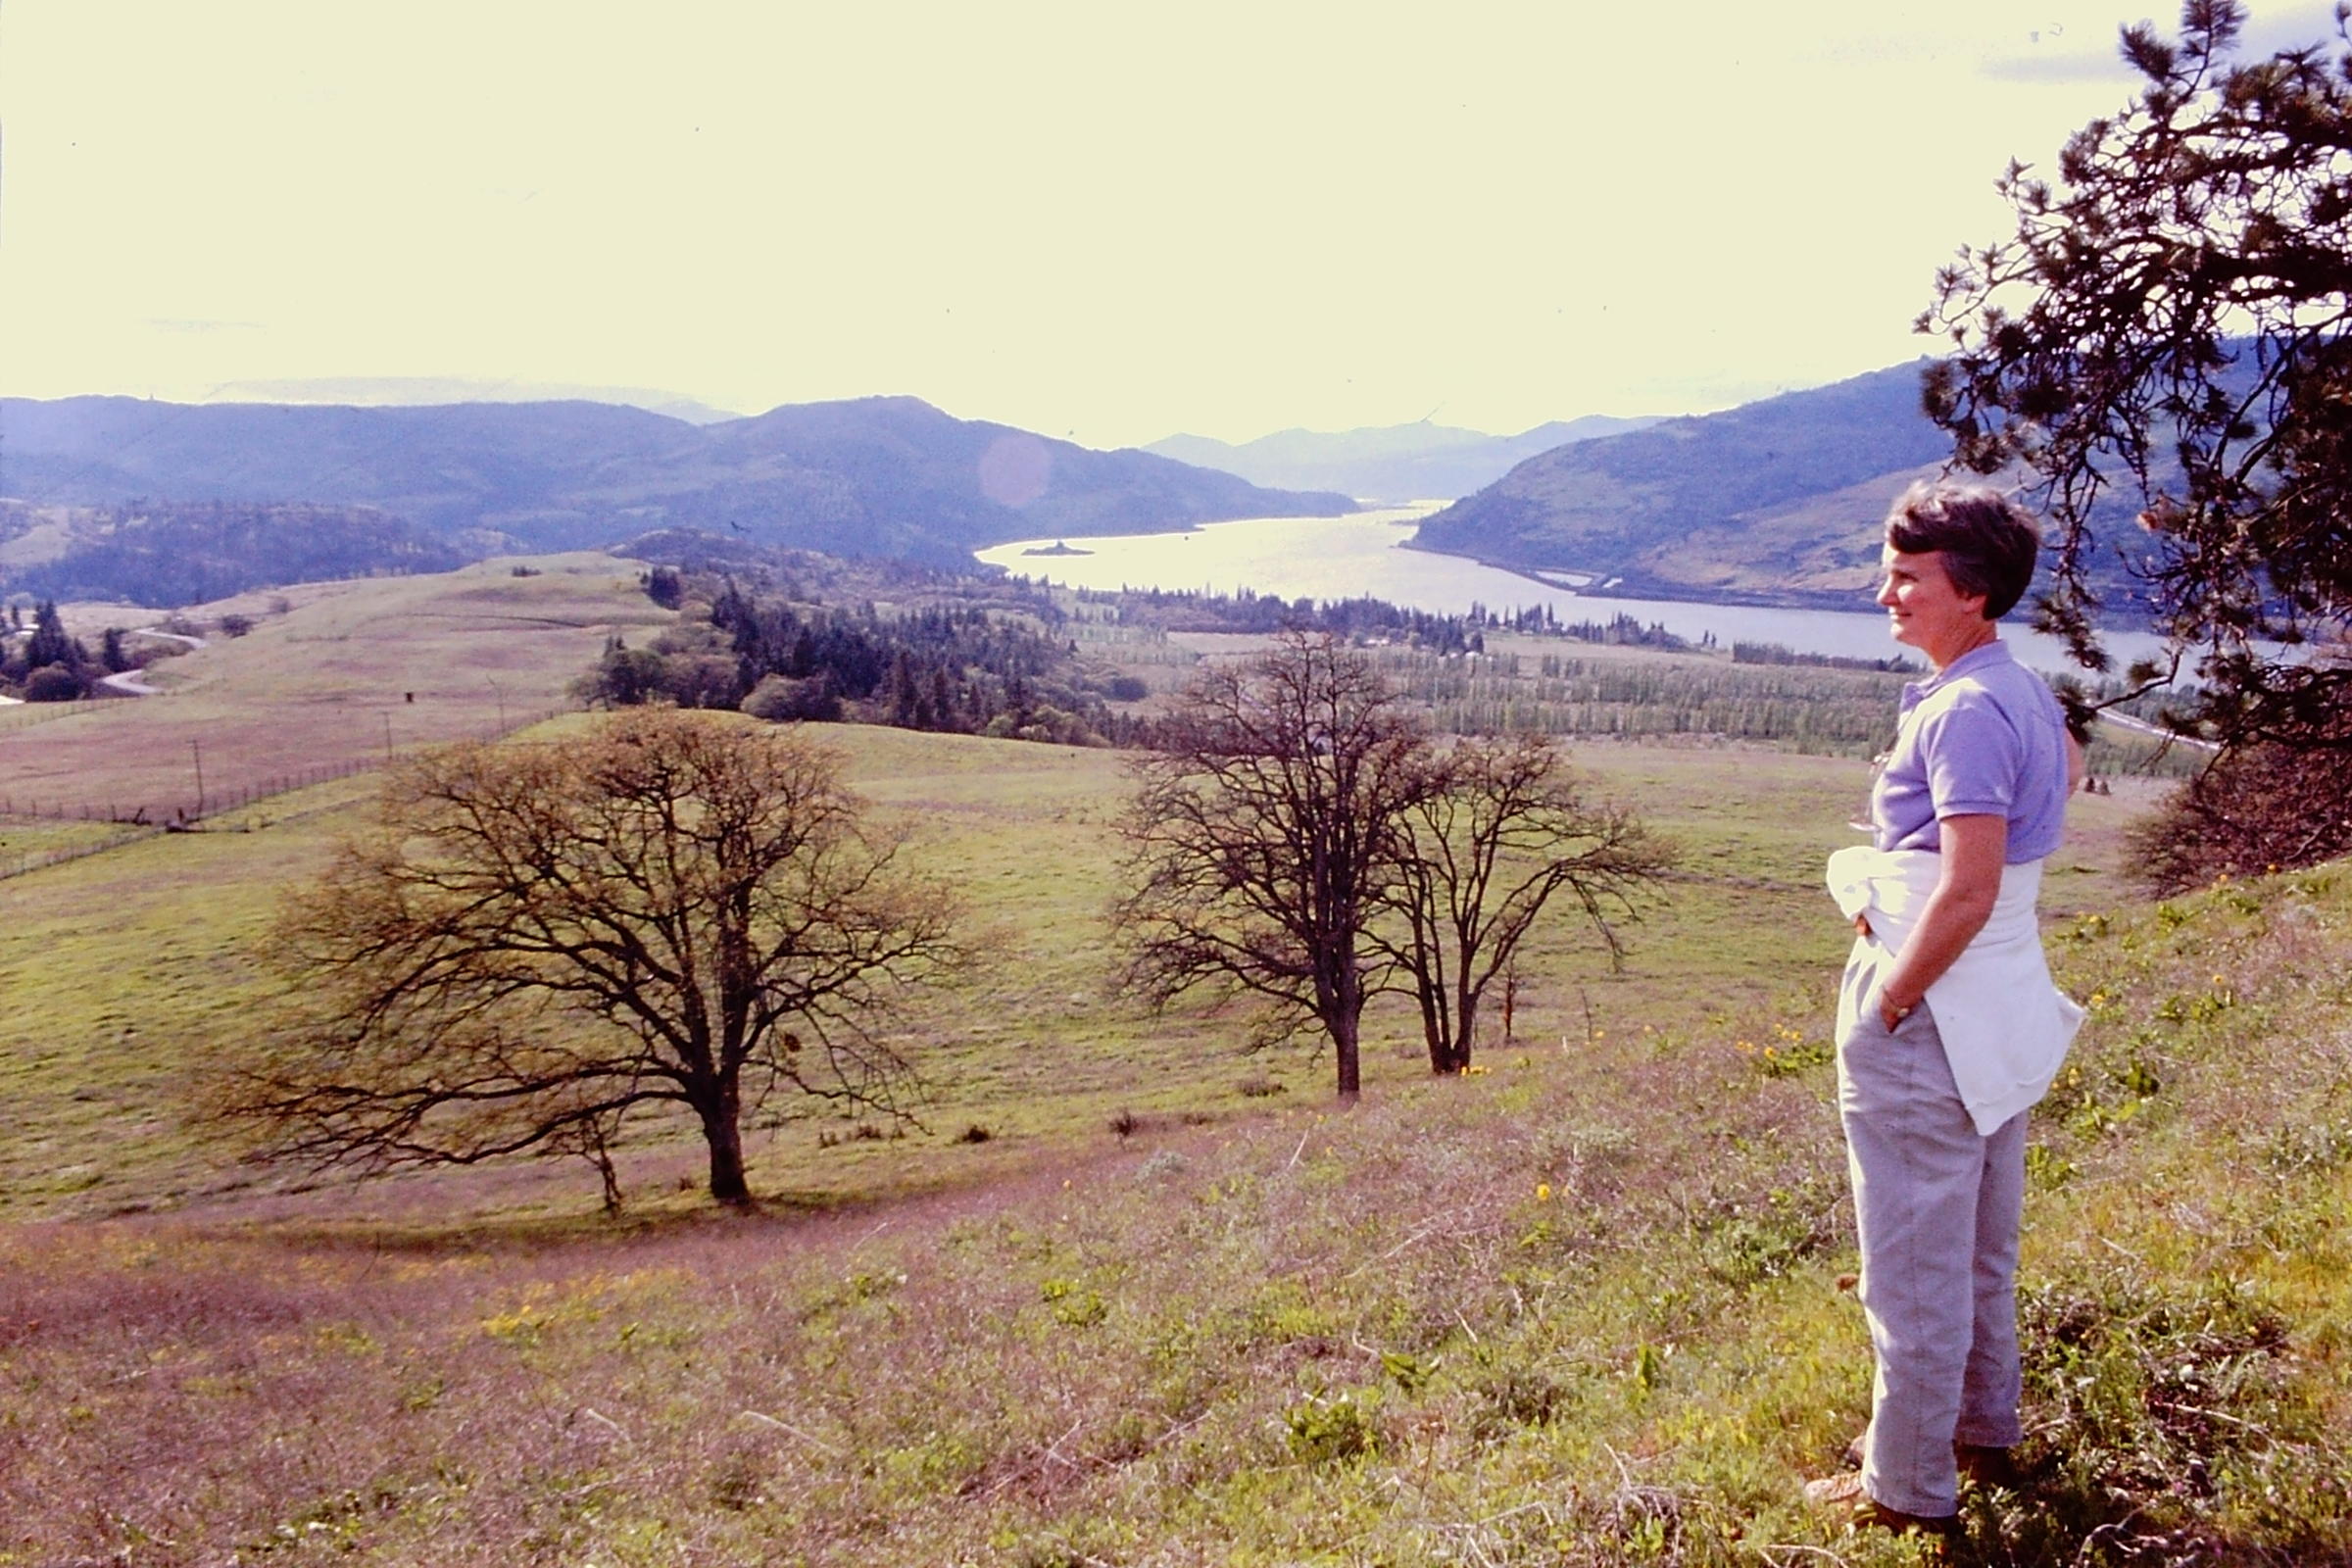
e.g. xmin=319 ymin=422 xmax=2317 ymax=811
xmin=1870 ymin=813 xmax=2004 ymax=1034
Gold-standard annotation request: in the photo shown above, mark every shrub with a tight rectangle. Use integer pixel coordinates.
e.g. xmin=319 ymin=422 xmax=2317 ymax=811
xmin=744 ymin=673 xmax=842 ymax=723
xmin=656 ymin=653 xmax=743 ymax=710
xmin=2127 ymin=741 xmax=2352 ymax=894
xmin=23 ymin=663 xmax=82 ymax=702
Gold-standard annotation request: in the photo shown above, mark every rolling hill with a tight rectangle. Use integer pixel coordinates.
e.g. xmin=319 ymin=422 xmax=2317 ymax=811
xmin=2 ymin=605 xmax=2343 ymax=1558
xmin=1406 ymin=362 xmax=2169 ymax=620
xmin=199 ymin=375 xmax=749 ymax=424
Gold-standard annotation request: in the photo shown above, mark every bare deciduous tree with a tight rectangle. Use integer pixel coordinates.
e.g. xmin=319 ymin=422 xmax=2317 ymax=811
xmin=213 ymin=710 xmax=956 ymax=1207
xmin=1381 ymin=735 xmax=1672 ymax=1075
xmin=1114 ymin=635 xmax=1673 ymax=1095
xmin=1113 ymin=633 xmax=1425 ymax=1099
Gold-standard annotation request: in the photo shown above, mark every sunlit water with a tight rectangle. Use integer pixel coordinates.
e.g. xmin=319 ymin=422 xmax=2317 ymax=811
xmin=974 ymin=507 xmax=2172 ymax=677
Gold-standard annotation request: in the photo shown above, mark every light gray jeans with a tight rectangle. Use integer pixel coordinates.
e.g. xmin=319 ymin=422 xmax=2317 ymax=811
xmin=1836 ymin=945 xmax=2028 ymax=1518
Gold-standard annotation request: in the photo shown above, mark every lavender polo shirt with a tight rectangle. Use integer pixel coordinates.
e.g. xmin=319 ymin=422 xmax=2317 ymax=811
xmin=1873 ymin=641 xmax=2071 ymax=864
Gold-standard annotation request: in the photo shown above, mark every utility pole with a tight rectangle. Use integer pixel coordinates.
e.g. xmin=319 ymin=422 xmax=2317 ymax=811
xmin=191 ymin=739 xmax=205 ymax=817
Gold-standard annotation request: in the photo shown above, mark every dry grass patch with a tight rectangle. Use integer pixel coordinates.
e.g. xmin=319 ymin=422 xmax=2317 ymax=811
xmin=1 ymin=554 xmax=669 ymax=820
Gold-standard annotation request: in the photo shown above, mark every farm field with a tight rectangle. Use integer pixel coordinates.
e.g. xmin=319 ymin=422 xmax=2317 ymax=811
xmin=1 ymin=564 xmax=2343 ymax=1564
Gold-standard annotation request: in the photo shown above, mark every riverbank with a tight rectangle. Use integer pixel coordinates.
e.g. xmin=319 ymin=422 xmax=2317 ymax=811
xmin=977 ymin=510 xmax=2179 ymax=675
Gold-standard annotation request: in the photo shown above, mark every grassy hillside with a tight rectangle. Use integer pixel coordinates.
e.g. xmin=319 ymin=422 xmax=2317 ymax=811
xmin=2 ymin=596 xmax=2339 ymax=1563
xmin=0 ymin=715 xmax=1932 ymax=1226
xmin=2 ymin=853 xmax=2344 ymax=1564
xmin=0 ymin=553 xmax=669 ymax=823
xmin=1621 ymin=461 xmax=1946 ymax=601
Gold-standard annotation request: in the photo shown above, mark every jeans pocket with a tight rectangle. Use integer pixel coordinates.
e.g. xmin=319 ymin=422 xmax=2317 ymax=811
xmin=1838 ymin=961 xmax=1890 ymax=1054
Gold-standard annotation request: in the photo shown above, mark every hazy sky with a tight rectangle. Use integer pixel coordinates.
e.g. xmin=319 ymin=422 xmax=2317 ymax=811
xmin=2 ymin=2 xmax=2339 ymax=448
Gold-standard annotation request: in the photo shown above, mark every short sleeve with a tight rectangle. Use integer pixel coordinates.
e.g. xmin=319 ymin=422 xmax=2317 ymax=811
xmin=1915 ymin=690 xmax=2025 ymax=820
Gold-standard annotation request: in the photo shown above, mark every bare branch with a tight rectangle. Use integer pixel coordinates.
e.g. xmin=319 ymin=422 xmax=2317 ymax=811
xmin=1375 ymin=735 xmax=1676 ymax=1074
xmin=1111 ymin=633 xmax=1428 ymax=1100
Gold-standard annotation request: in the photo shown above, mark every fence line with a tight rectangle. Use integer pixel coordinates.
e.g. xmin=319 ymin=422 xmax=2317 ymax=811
xmin=0 ymin=707 xmax=565 ymax=877
xmin=0 ymin=826 xmax=169 ymax=882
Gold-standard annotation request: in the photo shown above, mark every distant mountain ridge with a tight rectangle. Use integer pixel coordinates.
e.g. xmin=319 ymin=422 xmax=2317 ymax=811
xmin=0 ymin=395 xmax=1356 ymax=584
xmin=1147 ymin=415 xmax=1662 ymax=502
xmin=201 ymin=376 xmax=749 ymax=425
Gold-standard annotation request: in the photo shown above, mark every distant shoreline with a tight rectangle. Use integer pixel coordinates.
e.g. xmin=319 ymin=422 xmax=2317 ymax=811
xmin=1390 ymin=535 xmax=2163 ymax=630
xmin=1390 ymin=534 xmax=1869 ymax=616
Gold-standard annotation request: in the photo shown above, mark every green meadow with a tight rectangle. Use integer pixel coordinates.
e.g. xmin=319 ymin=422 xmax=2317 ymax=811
xmin=0 ymin=562 xmax=2344 ymax=1564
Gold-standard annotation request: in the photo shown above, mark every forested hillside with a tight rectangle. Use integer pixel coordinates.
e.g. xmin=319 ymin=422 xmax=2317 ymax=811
xmin=0 ymin=499 xmax=462 ymax=607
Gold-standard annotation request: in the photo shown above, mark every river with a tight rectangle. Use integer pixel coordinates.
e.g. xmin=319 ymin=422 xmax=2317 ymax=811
xmin=974 ymin=507 xmax=2175 ymax=677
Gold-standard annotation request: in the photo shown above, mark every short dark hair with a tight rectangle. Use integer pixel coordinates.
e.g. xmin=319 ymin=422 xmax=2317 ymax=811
xmin=1884 ymin=481 xmax=2041 ymax=620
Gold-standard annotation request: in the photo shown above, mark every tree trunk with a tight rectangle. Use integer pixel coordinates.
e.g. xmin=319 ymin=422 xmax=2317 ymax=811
xmin=1324 ymin=946 xmax=1365 ymax=1101
xmin=1335 ymin=1012 xmax=1361 ymax=1101
xmin=701 ymin=1087 xmax=753 ymax=1207
xmin=1331 ymin=968 xmax=1363 ymax=1101
xmin=1418 ymin=987 xmax=1452 ymax=1076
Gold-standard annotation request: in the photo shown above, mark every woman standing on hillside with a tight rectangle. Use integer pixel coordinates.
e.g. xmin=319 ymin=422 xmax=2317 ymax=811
xmin=1807 ymin=482 xmax=2085 ymax=1537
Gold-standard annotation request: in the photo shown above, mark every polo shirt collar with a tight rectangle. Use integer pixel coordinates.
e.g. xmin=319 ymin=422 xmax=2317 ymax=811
xmin=1900 ymin=637 xmax=2012 ymax=714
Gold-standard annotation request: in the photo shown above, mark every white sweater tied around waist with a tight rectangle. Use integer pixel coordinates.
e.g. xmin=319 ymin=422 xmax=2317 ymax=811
xmin=1826 ymin=844 xmax=2085 ymax=1136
